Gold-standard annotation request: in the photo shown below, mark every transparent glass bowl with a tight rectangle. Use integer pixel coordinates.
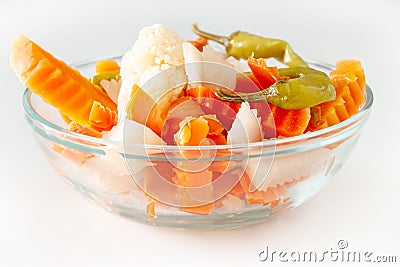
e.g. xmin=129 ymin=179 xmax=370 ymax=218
xmin=22 ymin=58 xmax=373 ymax=229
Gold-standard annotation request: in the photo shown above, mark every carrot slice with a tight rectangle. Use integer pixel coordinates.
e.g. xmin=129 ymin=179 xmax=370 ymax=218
xmin=187 ymin=36 xmax=208 ymax=52
xmin=240 ymin=173 xmax=268 ymax=205
xmin=239 ymin=172 xmax=298 ymax=206
xmin=246 ymin=57 xmax=310 ymax=137
xmin=250 ymin=102 xmax=310 ymax=137
xmin=95 ymin=60 xmax=120 ymax=74
xmin=176 ymin=117 xmax=209 ymax=146
xmin=271 ymin=105 xmax=311 ymax=137
xmin=88 ymin=101 xmax=117 ymax=132
xmin=10 ymin=35 xmax=117 ymax=128
xmin=174 ymin=116 xmax=227 ymax=147
xmin=68 ymin=121 xmax=102 ymax=138
xmin=247 ymin=56 xmax=282 ymax=88
xmin=307 ymin=60 xmax=366 ymax=131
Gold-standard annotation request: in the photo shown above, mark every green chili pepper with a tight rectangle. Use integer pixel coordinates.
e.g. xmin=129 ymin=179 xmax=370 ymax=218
xmin=90 ymin=72 xmax=121 ymax=86
xmin=192 ymin=23 xmax=308 ymax=67
xmin=215 ymin=67 xmax=336 ymax=110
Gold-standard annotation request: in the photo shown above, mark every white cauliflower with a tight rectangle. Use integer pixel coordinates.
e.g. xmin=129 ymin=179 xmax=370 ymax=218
xmin=118 ymin=24 xmax=186 ymax=121
xmin=120 ymin=24 xmax=184 ymax=78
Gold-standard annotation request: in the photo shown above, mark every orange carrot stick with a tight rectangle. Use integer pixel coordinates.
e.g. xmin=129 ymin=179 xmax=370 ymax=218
xmin=10 ymin=35 xmax=117 ymax=128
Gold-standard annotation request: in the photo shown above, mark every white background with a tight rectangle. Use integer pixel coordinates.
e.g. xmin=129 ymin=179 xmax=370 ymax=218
xmin=1 ymin=0 xmax=399 ymax=266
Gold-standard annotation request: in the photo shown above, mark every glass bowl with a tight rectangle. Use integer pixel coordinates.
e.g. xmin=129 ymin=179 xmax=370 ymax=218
xmin=22 ymin=58 xmax=373 ymax=230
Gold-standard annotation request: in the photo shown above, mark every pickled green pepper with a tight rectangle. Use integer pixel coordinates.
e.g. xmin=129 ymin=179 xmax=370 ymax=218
xmin=215 ymin=67 xmax=336 ymax=110
xmin=192 ymin=23 xmax=308 ymax=67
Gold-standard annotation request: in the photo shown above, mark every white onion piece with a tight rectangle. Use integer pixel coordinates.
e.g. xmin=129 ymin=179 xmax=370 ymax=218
xmin=227 ymin=102 xmax=263 ymax=144
xmin=182 ymin=43 xmax=236 ymax=91
xmin=123 ymin=119 xmax=165 ymax=145
xmin=123 ymin=120 xmax=166 ymax=174
xmin=258 ymin=148 xmax=332 ymax=191
xmin=226 ymin=102 xmax=269 ymax=192
xmin=99 ymin=79 xmax=121 ymax=104
xmin=226 ymin=56 xmax=250 ymax=73
xmin=117 ymin=75 xmax=140 ymax=124
xmin=182 ymin=42 xmax=203 ymax=82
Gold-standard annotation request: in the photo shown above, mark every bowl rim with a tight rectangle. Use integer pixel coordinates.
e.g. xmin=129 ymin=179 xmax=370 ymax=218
xmin=22 ymin=58 xmax=374 ymax=151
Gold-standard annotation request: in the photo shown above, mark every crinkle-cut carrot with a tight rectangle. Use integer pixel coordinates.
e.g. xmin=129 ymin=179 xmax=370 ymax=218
xmin=88 ymin=101 xmax=117 ymax=132
xmin=331 ymin=60 xmax=366 ymax=94
xmin=10 ymin=35 xmax=117 ymax=128
xmin=95 ymin=60 xmax=120 ymax=74
xmin=239 ymin=172 xmax=299 ymax=206
xmin=307 ymin=60 xmax=366 ymax=131
xmin=68 ymin=121 xmax=102 ymax=138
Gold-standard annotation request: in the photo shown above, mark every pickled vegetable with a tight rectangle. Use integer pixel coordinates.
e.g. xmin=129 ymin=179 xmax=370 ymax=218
xmin=192 ymin=23 xmax=308 ymax=67
xmin=215 ymin=58 xmax=336 ymax=110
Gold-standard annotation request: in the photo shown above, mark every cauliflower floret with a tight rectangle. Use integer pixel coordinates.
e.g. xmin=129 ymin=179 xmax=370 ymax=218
xmin=120 ymin=24 xmax=184 ymax=78
xmin=118 ymin=24 xmax=186 ymax=121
